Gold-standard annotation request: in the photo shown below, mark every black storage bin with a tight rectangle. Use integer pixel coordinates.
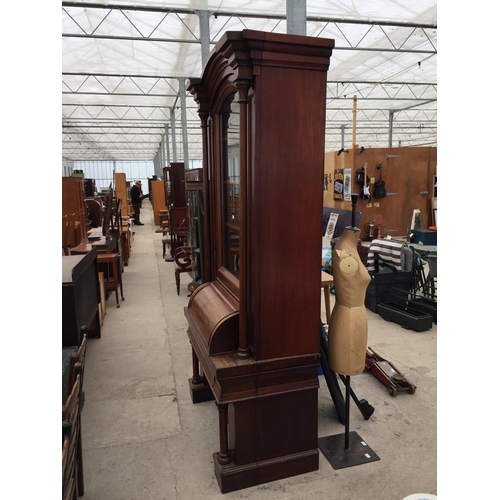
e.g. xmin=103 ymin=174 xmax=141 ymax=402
xmin=412 ymin=229 xmax=437 ymax=245
xmin=377 ymin=302 xmax=433 ymax=332
xmin=365 ymin=271 xmax=413 ymax=313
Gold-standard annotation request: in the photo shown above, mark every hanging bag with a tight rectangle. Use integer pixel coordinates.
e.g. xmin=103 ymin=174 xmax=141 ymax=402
xmin=355 ymin=168 xmax=365 ymax=187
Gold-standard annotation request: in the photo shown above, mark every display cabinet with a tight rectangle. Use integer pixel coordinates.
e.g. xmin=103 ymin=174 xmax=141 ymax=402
xmin=114 ymin=172 xmax=130 ymax=218
xmin=185 ymin=30 xmax=334 ymax=493
xmin=186 ymin=179 xmax=205 ymax=288
xmin=151 ymin=180 xmax=167 ymax=226
xmin=163 ymin=162 xmax=186 ymax=209
xmin=185 ymin=168 xmax=202 ymax=182
xmin=84 ymin=178 xmax=96 ymax=197
xmin=163 ymin=163 xmax=188 ymax=247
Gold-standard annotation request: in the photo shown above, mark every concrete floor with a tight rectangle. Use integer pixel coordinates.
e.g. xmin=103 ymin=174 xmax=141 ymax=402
xmin=81 ymin=201 xmax=437 ymax=500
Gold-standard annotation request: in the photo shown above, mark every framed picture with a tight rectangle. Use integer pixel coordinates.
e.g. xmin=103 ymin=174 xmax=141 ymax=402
xmin=333 ymin=169 xmax=344 ymax=201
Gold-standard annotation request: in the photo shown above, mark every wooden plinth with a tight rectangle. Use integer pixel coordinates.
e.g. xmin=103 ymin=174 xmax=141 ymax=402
xmin=213 ymin=449 xmax=319 ymax=494
xmin=188 ymin=377 xmax=215 ymax=404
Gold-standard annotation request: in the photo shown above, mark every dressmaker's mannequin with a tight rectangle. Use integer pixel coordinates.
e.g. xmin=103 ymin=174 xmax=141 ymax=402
xmin=328 ymin=227 xmax=371 ymax=375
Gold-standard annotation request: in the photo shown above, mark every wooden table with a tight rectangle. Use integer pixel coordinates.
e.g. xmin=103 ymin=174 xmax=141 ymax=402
xmin=71 ymin=234 xmax=118 ymax=255
xmin=321 ymin=270 xmax=334 ymax=322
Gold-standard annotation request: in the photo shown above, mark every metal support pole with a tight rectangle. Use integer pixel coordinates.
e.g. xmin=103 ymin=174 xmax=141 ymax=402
xmin=352 ymin=95 xmax=357 ymax=148
xmin=340 ymin=124 xmax=346 ymax=149
xmin=197 ymin=10 xmax=211 ymax=68
xmin=159 ymin=136 xmax=164 ymax=171
xmin=159 ymin=141 xmax=163 ymax=175
xmin=165 ymin=124 xmax=171 ymax=165
xmin=388 ymin=110 xmax=394 ymax=148
xmin=155 ymin=151 xmax=160 ymax=179
xmin=286 ymin=0 xmax=307 ymax=35
xmin=178 ymin=77 xmax=190 ymax=168
xmin=170 ymin=107 xmax=177 ymax=162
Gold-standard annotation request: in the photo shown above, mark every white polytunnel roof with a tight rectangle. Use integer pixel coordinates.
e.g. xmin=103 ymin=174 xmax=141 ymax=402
xmin=62 ymin=0 xmax=437 ymax=161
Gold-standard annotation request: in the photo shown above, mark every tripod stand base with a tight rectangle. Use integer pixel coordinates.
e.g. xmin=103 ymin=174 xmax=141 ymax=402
xmin=318 ymin=431 xmax=380 ymax=469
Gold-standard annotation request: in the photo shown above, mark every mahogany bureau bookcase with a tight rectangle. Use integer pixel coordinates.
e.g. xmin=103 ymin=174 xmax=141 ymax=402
xmin=185 ymin=30 xmax=334 ymax=493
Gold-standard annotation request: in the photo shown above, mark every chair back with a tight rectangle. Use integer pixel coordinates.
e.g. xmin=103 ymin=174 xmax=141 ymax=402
xmin=68 ymin=328 xmax=87 ymax=403
xmin=66 ymin=213 xmax=76 ymax=248
xmin=85 ymin=198 xmax=103 ymax=228
xmin=62 ymin=435 xmax=76 ymax=500
xmin=427 ymin=253 xmax=437 ymax=279
xmin=62 ymin=215 xmax=70 ymax=255
xmin=62 ymin=374 xmax=81 ymax=499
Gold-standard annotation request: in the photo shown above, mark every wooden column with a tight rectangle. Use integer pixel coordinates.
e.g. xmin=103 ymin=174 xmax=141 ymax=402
xmin=217 ymin=403 xmax=231 ymax=465
xmin=191 ymin=346 xmax=201 ymax=385
xmin=236 ymin=81 xmax=251 ymax=360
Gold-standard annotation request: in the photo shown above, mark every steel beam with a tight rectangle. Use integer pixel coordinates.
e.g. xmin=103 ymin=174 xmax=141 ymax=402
xmin=197 ymin=10 xmax=211 ymax=67
xmin=178 ymin=78 xmax=190 ymax=168
xmin=62 ymin=3 xmax=437 ymax=29
xmin=286 ymin=0 xmax=306 ymax=36
xmin=170 ymin=108 xmax=177 ymax=162
xmin=165 ymin=124 xmax=170 ymax=165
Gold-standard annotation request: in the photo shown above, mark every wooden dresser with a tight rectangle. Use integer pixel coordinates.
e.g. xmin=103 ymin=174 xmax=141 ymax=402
xmin=62 ymin=247 xmax=100 ymax=346
xmin=62 ymin=176 xmax=87 ymax=246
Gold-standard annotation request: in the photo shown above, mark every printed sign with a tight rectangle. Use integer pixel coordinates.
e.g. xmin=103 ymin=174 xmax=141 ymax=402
xmin=333 ymin=169 xmax=344 ymax=201
xmin=343 ymin=168 xmax=352 ymax=202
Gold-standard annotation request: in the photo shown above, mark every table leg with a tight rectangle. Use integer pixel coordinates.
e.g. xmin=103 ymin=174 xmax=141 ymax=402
xmin=323 ymin=285 xmax=331 ymax=322
xmin=112 ymin=259 xmax=120 ymax=308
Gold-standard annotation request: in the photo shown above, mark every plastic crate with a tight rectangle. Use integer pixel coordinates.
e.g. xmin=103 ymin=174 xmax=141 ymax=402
xmin=365 ymin=271 xmax=413 ymax=313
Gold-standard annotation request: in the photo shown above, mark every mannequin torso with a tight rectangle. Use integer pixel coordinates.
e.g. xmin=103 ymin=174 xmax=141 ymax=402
xmin=328 ymin=228 xmax=371 ymax=375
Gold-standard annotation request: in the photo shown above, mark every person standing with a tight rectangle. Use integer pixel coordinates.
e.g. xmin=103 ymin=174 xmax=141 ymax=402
xmin=131 ymin=180 xmax=144 ymax=225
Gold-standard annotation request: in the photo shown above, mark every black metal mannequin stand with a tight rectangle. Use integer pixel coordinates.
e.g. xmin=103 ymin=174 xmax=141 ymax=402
xmin=350 ymin=193 xmax=359 ymax=228
xmin=318 ymin=382 xmax=379 ymax=469
xmin=318 ymin=193 xmax=380 ymax=469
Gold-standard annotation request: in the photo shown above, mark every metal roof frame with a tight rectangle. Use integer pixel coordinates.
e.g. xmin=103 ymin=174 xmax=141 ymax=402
xmin=62 ymin=1 xmax=437 ymax=162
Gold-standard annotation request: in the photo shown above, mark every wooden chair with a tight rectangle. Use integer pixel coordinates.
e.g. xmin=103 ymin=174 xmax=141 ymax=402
xmin=62 ymin=375 xmax=84 ymax=498
xmin=62 ymin=435 xmax=77 ymax=500
xmin=67 ymin=213 xmax=76 ymax=249
xmin=85 ymin=198 xmax=103 ymax=228
xmin=161 ymin=219 xmax=171 ymax=258
xmin=162 ymin=234 xmax=172 ymax=258
xmin=174 ymin=246 xmax=193 ymax=295
xmin=97 ymin=253 xmax=124 ymax=307
xmin=63 ymin=215 xmax=70 ymax=255
xmin=68 ymin=329 xmax=87 ymax=409
xmin=159 ymin=209 xmax=169 ymax=228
